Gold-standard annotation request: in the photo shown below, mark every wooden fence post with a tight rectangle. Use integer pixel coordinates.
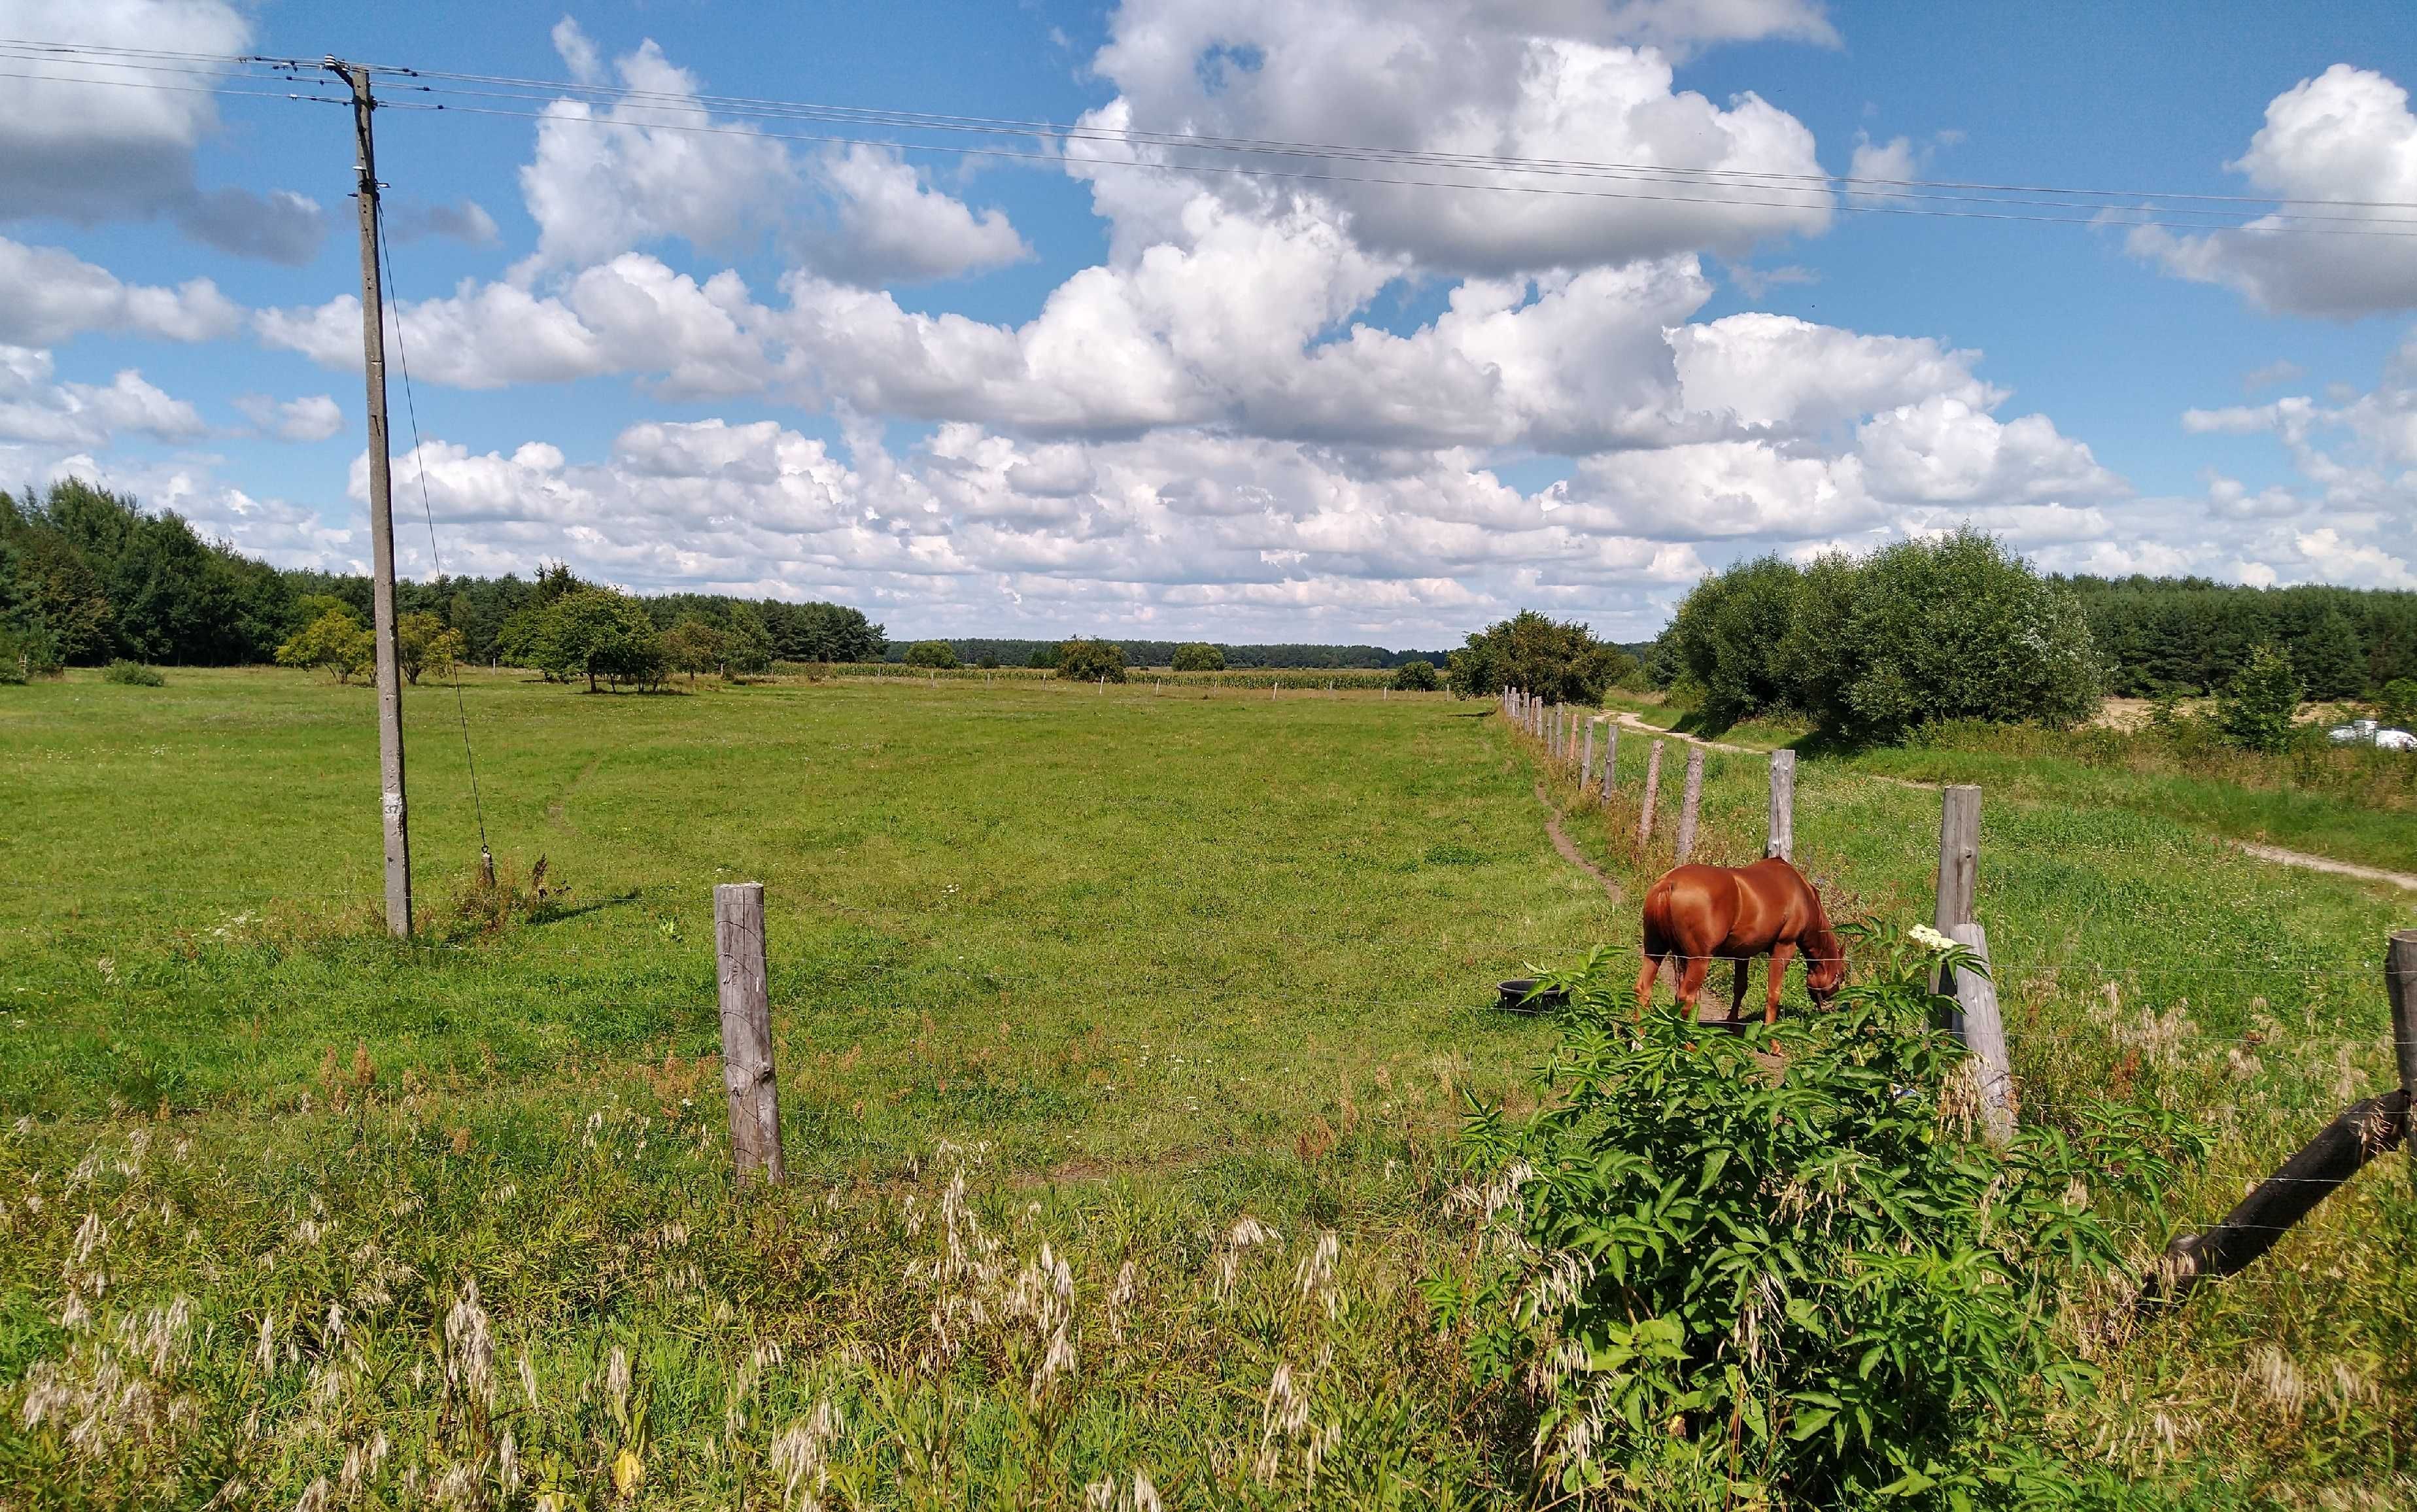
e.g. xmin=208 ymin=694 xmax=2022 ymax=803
xmin=1945 ymin=921 xmax=2015 ymax=1146
xmin=1638 ymin=739 xmax=1664 ymax=845
xmin=1580 ymin=719 xmax=1596 ymax=793
xmin=1674 ymin=746 xmax=1705 ymax=862
xmin=713 ymin=882 xmax=785 ymax=1187
xmin=1934 ymin=785 xmax=1980 ymax=933
xmin=1766 ymin=749 xmax=1795 ymax=861
xmin=1934 ymin=785 xmax=1981 ymax=1034
xmin=2390 ymin=929 xmax=2417 ymax=1173
xmin=1602 ymin=724 xmax=1617 ymax=802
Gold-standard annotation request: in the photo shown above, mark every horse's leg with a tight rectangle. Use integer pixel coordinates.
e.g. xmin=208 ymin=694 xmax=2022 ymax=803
xmin=1731 ymin=957 xmax=1751 ymax=1022
xmin=1634 ymin=953 xmax=1660 ymax=1017
xmin=1764 ymin=941 xmax=1796 ymax=1025
xmin=1675 ymin=955 xmax=1711 ymax=1023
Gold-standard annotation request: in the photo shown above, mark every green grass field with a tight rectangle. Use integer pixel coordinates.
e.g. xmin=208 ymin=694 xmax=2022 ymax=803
xmin=3 ymin=668 xmax=2412 ymax=1507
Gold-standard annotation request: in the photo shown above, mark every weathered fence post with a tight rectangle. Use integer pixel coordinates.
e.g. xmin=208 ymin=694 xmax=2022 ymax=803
xmin=1934 ymin=785 xmax=1980 ymax=933
xmin=1580 ymin=719 xmax=1596 ymax=794
xmin=1934 ymin=785 xmax=1981 ymax=1033
xmin=1602 ymin=724 xmax=1617 ymax=802
xmin=713 ymin=882 xmax=785 ymax=1187
xmin=1945 ymin=921 xmax=2015 ymax=1146
xmin=1932 ymin=785 xmax=1981 ymax=1032
xmin=1766 ymin=749 xmax=1795 ymax=861
xmin=2391 ymin=929 xmax=2417 ymax=1172
xmin=1674 ymin=746 xmax=1705 ymax=862
xmin=1638 ymin=739 xmax=1664 ymax=845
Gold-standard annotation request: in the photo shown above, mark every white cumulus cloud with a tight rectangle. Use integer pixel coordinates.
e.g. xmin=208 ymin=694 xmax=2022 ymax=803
xmin=2129 ymin=64 xmax=2417 ymax=316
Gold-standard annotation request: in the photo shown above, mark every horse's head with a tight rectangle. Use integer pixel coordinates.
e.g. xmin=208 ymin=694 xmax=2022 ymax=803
xmin=1804 ymin=923 xmax=1847 ymax=1005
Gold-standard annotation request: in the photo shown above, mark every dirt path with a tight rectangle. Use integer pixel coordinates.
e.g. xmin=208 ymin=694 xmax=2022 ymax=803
xmin=2233 ymin=842 xmax=2417 ymax=893
xmin=1607 ymin=713 xmax=2417 ymax=893
xmin=1534 ymin=781 xmax=1624 ymax=905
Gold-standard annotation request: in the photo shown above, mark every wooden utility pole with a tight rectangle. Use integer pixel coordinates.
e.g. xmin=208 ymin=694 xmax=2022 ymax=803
xmin=332 ymin=58 xmax=411 ymax=937
xmin=714 ymin=883 xmax=786 ymax=1185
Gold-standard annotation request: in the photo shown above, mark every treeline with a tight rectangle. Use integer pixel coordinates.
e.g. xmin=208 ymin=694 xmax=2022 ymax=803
xmin=2058 ymin=576 xmax=2417 ymax=697
xmin=0 ymin=480 xmax=883 ymax=670
xmin=893 ymin=638 xmax=1452 ymax=670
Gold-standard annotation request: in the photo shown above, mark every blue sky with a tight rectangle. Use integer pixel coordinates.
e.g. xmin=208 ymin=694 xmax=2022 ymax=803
xmin=5 ymin=0 xmax=2416 ymax=644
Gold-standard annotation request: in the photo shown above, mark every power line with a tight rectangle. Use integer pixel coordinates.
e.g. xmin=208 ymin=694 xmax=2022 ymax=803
xmin=5 ymin=37 xmax=2417 ymax=237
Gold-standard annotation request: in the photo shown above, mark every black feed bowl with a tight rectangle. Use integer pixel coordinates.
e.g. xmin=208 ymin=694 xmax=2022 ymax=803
xmin=1497 ymin=978 xmax=1568 ymax=1014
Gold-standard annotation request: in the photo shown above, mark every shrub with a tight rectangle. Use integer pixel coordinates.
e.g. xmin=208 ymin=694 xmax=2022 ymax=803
xmin=904 ymin=640 xmax=960 ymax=669
xmin=2215 ymin=641 xmax=2300 ymax=753
xmin=1391 ymin=658 xmax=1439 ymax=691
xmin=1431 ymin=935 xmax=2199 ymax=1506
xmin=101 ymin=659 xmax=163 ymax=686
xmin=1444 ymin=610 xmax=1633 ymax=702
xmin=1662 ymin=532 xmax=2104 ymax=741
xmin=530 ymin=587 xmax=667 ymax=692
xmin=1057 ymin=639 xmax=1125 ymax=683
xmin=976 ymin=652 xmax=1001 ymax=670
xmin=1785 ymin=530 xmax=2102 ymax=741
xmin=275 ymin=608 xmax=373 ymax=683
xmin=1173 ymin=642 xmax=1225 ymax=672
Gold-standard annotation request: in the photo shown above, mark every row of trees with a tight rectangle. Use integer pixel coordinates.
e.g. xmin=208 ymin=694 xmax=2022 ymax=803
xmin=0 ymin=480 xmax=886 ymax=678
xmin=900 ymin=638 xmax=1450 ymax=670
xmin=1660 ymin=531 xmax=2102 ymax=741
xmin=2065 ymin=576 xmax=2417 ymax=698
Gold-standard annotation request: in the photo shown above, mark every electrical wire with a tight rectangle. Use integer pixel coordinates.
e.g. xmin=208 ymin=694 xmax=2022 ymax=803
xmin=5 ymin=38 xmax=2417 ymax=237
xmin=373 ymin=194 xmax=494 ymax=883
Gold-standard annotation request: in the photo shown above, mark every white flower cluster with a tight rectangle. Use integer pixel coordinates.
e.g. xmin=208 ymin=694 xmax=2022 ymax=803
xmin=1906 ymin=924 xmax=1959 ymax=955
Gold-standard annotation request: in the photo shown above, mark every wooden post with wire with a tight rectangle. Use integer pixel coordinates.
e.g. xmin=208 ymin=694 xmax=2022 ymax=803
xmin=713 ymin=882 xmax=785 ymax=1186
xmin=331 ymin=57 xmax=411 ymax=938
xmin=1580 ymin=719 xmax=1596 ymax=795
xmin=1602 ymin=723 xmax=1617 ymax=802
xmin=1674 ymin=746 xmax=1704 ymax=862
xmin=1945 ymin=922 xmax=2015 ymax=1146
xmin=1638 ymin=740 xmax=1664 ymax=845
xmin=1766 ymin=749 xmax=1795 ymax=861
xmin=2391 ymin=929 xmax=2417 ymax=1173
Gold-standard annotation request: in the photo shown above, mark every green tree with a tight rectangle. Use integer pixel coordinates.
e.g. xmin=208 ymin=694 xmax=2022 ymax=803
xmin=1666 ymin=555 xmax=1802 ymax=727
xmin=2216 ymin=641 xmax=2301 ymax=753
xmin=904 ymin=639 xmax=959 ymax=669
xmin=275 ymin=608 xmax=373 ymax=683
xmin=2378 ymin=676 xmax=2417 ymax=729
xmin=722 ymin=606 xmax=774 ymax=676
xmin=396 ymin=610 xmax=465 ymax=685
xmin=1443 ymin=610 xmax=1631 ymax=703
xmin=1027 ymin=644 xmax=1061 ymax=670
xmin=1057 ymin=639 xmax=1126 ymax=682
xmin=532 ymin=588 xmax=666 ymax=693
xmin=2295 ymin=608 xmax=2366 ymax=700
xmin=1172 ymin=642 xmax=1224 ymax=672
xmin=1779 ymin=530 xmax=2101 ymax=741
xmin=1390 ymin=658 xmax=1439 ymax=691
xmin=661 ymin=617 xmax=728 ymax=687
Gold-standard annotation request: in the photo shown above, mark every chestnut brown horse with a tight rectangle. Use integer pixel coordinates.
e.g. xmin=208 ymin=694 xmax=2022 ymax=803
xmin=1635 ymin=858 xmax=1845 ymax=1023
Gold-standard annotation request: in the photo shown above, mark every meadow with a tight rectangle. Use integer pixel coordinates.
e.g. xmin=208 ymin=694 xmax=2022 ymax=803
xmin=1 ymin=668 xmax=2412 ymax=1508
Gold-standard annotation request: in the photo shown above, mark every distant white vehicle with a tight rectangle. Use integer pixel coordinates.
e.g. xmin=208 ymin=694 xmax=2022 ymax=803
xmin=2329 ymin=717 xmax=2416 ymax=751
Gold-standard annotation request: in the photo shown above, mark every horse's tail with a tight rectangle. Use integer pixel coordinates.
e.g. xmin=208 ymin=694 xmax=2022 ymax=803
xmin=1639 ymin=874 xmax=1676 ymax=962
